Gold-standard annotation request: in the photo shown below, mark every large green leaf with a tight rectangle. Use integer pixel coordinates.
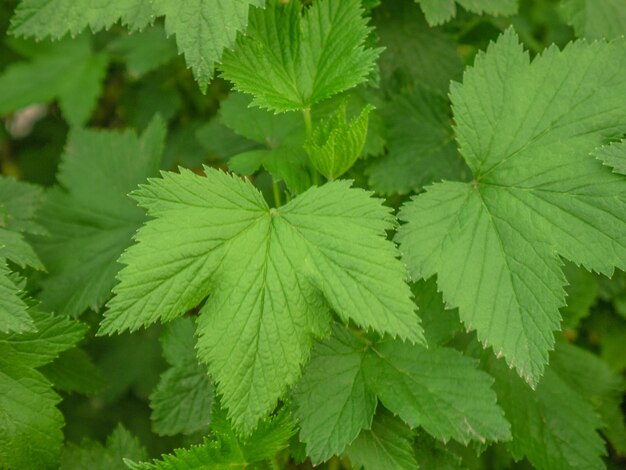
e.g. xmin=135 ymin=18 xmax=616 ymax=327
xmin=398 ymin=29 xmax=626 ymax=386
xmin=562 ymin=0 xmax=626 ymax=40
xmin=100 ymin=167 xmax=421 ymax=433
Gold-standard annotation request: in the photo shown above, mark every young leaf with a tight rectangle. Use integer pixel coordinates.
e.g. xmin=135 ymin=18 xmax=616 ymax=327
xmin=485 ymin=347 xmax=606 ymax=470
xmin=151 ymin=0 xmax=264 ymax=91
xmin=34 ymin=117 xmax=165 ymax=317
xmin=126 ymin=409 xmax=295 ymax=469
xmin=100 ymin=167 xmax=422 ymax=433
xmin=562 ymin=0 xmax=626 ymax=40
xmin=304 ymin=103 xmax=373 ymax=181
xmin=0 ymin=309 xmax=86 ymax=469
xmin=60 ymin=424 xmax=147 ymax=470
xmin=292 ymin=325 xmax=376 ymax=463
xmin=0 ymin=35 xmax=108 ymax=126
xmin=150 ymin=318 xmax=214 ymax=436
xmin=220 ymin=0 xmax=381 ymax=112
xmin=367 ymin=87 xmax=468 ymax=195
xmin=397 ymin=29 xmax=626 ymax=387
xmin=363 ymin=338 xmax=511 ymax=445
xmin=345 ymin=410 xmax=418 ymax=470
xmin=415 ymin=0 xmax=518 ymax=26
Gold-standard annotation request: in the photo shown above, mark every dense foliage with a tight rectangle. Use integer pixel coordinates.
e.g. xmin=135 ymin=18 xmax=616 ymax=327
xmin=1 ymin=0 xmax=626 ymax=468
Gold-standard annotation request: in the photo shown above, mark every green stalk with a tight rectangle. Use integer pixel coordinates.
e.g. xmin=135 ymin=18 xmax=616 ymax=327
xmin=272 ymin=179 xmax=282 ymax=208
xmin=302 ymin=107 xmax=320 ymax=186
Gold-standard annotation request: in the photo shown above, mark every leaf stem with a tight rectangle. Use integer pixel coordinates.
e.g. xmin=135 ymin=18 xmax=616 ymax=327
xmin=272 ymin=179 xmax=282 ymax=208
xmin=302 ymin=107 xmax=320 ymax=186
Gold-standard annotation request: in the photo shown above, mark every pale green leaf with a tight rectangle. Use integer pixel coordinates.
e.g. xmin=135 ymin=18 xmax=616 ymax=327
xmin=345 ymin=410 xmax=418 ymax=470
xmin=293 ymin=326 xmax=376 ymax=463
xmin=152 ymin=0 xmax=264 ymax=91
xmin=150 ymin=318 xmax=214 ymax=436
xmin=397 ymin=29 xmax=626 ymax=386
xmin=562 ymin=0 xmax=626 ymax=39
xmin=305 ymin=103 xmax=373 ymax=180
xmin=9 ymin=0 xmax=155 ymax=39
xmin=367 ymin=87 xmax=468 ymax=195
xmin=416 ymin=0 xmax=518 ymax=26
xmin=0 ymin=36 xmax=108 ymax=126
xmin=60 ymin=424 xmax=147 ymax=470
xmin=101 ymin=167 xmax=421 ymax=433
xmin=34 ymin=117 xmax=165 ymax=317
xmin=486 ymin=347 xmax=606 ymax=470
xmin=220 ymin=0 xmax=380 ymax=112
xmin=364 ymin=338 xmax=511 ymax=444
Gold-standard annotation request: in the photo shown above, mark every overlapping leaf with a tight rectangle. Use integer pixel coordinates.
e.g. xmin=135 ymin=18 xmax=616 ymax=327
xmin=562 ymin=0 xmax=626 ymax=39
xmin=293 ymin=326 xmax=509 ymax=462
xmin=34 ymin=117 xmax=165 ymax=317
xmin=150 ymin=318 xmax=214 ymax=436
xmin=398 ymin=29 xmax=626 ymax=386
xmin=415 ymin=0 xmax=518 ymax=26
xmin=100 ymin=167 xmax=421 ymax=433
xmin=220 ymin=0 xmax=380 ymax=112
xmin=0 ymin=309 xmax=86 ymax=469
xmin=9 ymin=0 xmax=263 ymax=89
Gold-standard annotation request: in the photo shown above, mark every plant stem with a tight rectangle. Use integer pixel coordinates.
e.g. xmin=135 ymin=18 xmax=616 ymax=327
xmin=302 ymin=107 xmax=321 ymax=186
xmin=272 ymin=179 xmax=282 ymax=208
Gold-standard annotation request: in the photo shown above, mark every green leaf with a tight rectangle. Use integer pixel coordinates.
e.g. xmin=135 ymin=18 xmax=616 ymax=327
xmin=550 ymin=340 xmax=626 ymax=454
xmin=0 ymin=176 xmax=44 ymax=269
xmin=412 ymin=431 xmax=464 ymax=469
xmin=345 ymin=410 xmax=418 ymax=470
xmin=40 ymin=348 xmax=105 ymax=395
xmin=485 ymin=347 xmax=606 ymax=470
xmin=0 ymin=261 xmax=33 ymax=333
xmin=100 ymin=167 xmax=422 ymax=433
xmin=367 ymin=87 xmax=468 ymax=195
xmin=293 ymin=326 xmax=376 ymax=463
xmin=415 ymin=0 xmax=518 ymax=26
xmin=304 ymin=103 xmax=373 ymax=180
xmin=364 ymin=338 xmax=511 ymax=445
xmin=126 ymin=408 xmax=295 ymax=469
xmin=397 ymin=29 xmax=626 ymax=386
xmin=0 ymin=309 xmax=86 ymax=469
xmin=412 ymin=278 xmax=461 ymax=346
xmin=373 ymin=0 xmax=463 ymax=94
xmin=595 ymin=140 xmax=626 ymax=175
xmin=150 ymin=318 xmax=214 ymax=436
xmin=60 ymin=424 xmax=147 ymax=470
xmin=34 ymin=117 xmax=165 ymax=317
xmin=561 ymin=262 xmax=598 ymax=329
xmin=220 ymin=0 xmax=381 ymax=112
xmin=9 ymin=0 xmax=155 ymax=39
xmin=0 ymin=36 xmax=108 ymax=126
xmin=562 ymin=0 xmax=626 ymax=40
xmin=152 ymin=0 xmax=264 ymax=91
xmin=107 ymin=25 xmax=178 ymax=78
